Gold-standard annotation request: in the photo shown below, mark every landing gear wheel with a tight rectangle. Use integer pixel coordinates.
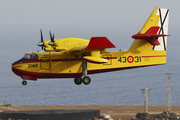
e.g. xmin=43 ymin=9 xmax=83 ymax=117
xmin=22 ymin=81 xmax=27 ymax=85
xmin=83 ymin=76 xmax=91 ymax=85
xmin=74 ymin=78 xmax=83 ymax=85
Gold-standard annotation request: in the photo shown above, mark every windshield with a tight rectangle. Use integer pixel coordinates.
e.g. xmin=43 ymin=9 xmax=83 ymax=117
xmin=23 ymin=53 xmax=39 ymax=60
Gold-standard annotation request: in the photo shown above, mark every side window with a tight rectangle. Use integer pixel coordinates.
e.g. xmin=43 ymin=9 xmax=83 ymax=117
xmin=30 ymin=54 xmax=34 ymax=59
xmin=33 ymin=54 xmax=39 ymax=59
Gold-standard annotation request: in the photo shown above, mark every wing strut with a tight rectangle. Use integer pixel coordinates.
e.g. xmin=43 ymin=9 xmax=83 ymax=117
xmin=82 ymin=54 xmax=87 ymax=76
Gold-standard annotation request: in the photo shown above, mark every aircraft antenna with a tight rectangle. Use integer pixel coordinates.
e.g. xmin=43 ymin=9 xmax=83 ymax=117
xmin=164 ymin=73 xmax=173 ymax=112
xmin=141 ymin=86 xmax=150 ymax=113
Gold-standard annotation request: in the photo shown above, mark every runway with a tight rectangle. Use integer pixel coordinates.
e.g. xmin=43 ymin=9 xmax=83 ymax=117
xmin=1 ymin=105 xmax=180 ymax=120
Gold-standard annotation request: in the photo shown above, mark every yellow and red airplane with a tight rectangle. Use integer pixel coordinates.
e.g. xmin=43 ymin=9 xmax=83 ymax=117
xmin=12 ymin=8 xmax=169 ymax=85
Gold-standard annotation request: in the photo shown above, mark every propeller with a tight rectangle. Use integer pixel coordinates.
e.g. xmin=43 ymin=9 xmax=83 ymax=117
xmin=48 ymin=31 xmax=56 ymax=49
xmin=37 ymin=29 xmax=44 ymax=50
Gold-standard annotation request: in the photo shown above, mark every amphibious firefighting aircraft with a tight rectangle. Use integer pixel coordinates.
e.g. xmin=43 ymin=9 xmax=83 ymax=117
xmin=12 ymin=8 xmax=169 ymax=85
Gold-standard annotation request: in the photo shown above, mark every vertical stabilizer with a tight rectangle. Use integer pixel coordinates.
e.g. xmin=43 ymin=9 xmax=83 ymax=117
xmin=129 ymin=8 xmax=169 ymax=51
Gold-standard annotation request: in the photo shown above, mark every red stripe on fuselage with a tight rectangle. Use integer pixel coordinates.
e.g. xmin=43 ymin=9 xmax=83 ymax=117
xmin=14 ymin=60 xmax=40 ymax=65
xmin=142 ymin=55 xmax=166 ymax=58
xmin=14 ymin=59 xmax=82 ymax=65
xmin=102 ymin=57 xmax=117 ymax=59
xmin=14 ymin=57 xmax=117 ymax=65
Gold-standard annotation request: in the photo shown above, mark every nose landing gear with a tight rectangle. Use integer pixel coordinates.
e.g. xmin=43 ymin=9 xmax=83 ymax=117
xmin=22 ymin=80 xmax=27 ymax=85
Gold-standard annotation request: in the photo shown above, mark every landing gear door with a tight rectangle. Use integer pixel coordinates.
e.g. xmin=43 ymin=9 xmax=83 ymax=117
xmin=40 ymin=57 xmax=50 ymax=69
xmin=102 ymin=54 xmax=112 ymax=65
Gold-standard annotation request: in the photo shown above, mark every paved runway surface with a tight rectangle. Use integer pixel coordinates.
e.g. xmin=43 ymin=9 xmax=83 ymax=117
xmin=1 ymin=105 xmax=180 ymax=120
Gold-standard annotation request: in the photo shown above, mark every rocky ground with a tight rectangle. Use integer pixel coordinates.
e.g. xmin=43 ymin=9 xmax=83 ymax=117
xmin=0 ymin=105 xmax=180 ymax=120
xmin=131 ymin=111 xmax=180 ymax=120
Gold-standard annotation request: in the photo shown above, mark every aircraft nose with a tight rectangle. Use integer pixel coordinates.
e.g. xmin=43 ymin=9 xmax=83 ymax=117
xmin=11 ymin=66 xmax=21 ymax=77
xmin=11 ymin=63 xmax=23 ymax=77
xmin=11 ymin=63 xmax=20 ymax=70
xmin=11 ymin=59 xmax=23 ymax=73
xmin=11 ymin=62 xmax=17 ymax=70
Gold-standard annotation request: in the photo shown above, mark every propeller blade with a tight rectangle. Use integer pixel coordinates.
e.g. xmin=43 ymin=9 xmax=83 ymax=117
xmin=38 ymin=29 xmax=44 ymax=50
xmin=48 ymin=31 xmax=55 ymax=46
xmin=41 ymin=29 xmax=43 ymax=43
xmin=40 ymin=29 xmax=44 ymax=50
xmin=49 ymin=31 xmax=54 ymax=42
xmin=52 ymin=34 xmax=54 ymax=42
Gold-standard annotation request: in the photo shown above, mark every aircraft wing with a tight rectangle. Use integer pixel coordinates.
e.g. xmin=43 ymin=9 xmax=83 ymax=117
xmin=39 ymin=35 xmax=116 ymax=64
xmin=61 ymin=37 xmax=116 ymax=64
xmin=74 ymin=37 xmax=116 ymax=63
xmin=66 ymin=37 xmax=115 ymax=53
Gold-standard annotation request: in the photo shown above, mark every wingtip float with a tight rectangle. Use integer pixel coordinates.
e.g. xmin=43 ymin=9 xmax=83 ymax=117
xmin=12 ymin=8 xmax=170 ymax=86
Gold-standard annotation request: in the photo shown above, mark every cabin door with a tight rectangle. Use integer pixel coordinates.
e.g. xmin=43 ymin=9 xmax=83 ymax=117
xmin=40 ymin=57 xmax=50 ymax=70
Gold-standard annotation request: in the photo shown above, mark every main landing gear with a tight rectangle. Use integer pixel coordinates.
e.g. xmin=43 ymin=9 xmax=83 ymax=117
xmin=74 ymin=76 xmax=91 ymax=85
xmin=74 ymin=56 xmax=91 ymax=85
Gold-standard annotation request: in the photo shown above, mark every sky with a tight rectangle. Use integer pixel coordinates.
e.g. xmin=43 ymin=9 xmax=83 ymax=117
xmin=0 ymin=0 xmax=180 ymax=73
xmin=0 ymin=0 xmax=180 ymax=105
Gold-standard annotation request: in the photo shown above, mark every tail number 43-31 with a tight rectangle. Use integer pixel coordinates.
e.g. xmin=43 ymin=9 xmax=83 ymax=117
xmin=118 ymin=56 xmax=141 ymax=63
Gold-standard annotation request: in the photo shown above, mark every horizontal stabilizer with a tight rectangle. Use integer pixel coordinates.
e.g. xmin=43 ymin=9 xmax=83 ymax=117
xmin=87 ymin=37 xmax=116 ymax=50
xmin=132 ymin=26 xmax=169 ymax=45
xmin=83 ymin=56 xmax=108 ymax=64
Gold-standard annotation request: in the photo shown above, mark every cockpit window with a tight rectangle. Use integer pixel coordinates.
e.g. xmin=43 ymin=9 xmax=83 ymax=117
xmin=23 ymin=53 xmax=39 ymax=60
xmin=23 ymin=54 xmax=29 ymax=59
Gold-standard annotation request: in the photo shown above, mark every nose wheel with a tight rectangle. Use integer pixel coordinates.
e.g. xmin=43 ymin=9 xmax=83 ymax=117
xmin=22 ymin=80 xmax=27 ymax=85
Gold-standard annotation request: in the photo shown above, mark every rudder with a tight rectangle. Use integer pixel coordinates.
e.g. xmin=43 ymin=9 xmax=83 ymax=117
xmin=129 ymin=8 xmax=169 ymax=51
xmin=153 ymin=8 xmax=169 ymax=50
